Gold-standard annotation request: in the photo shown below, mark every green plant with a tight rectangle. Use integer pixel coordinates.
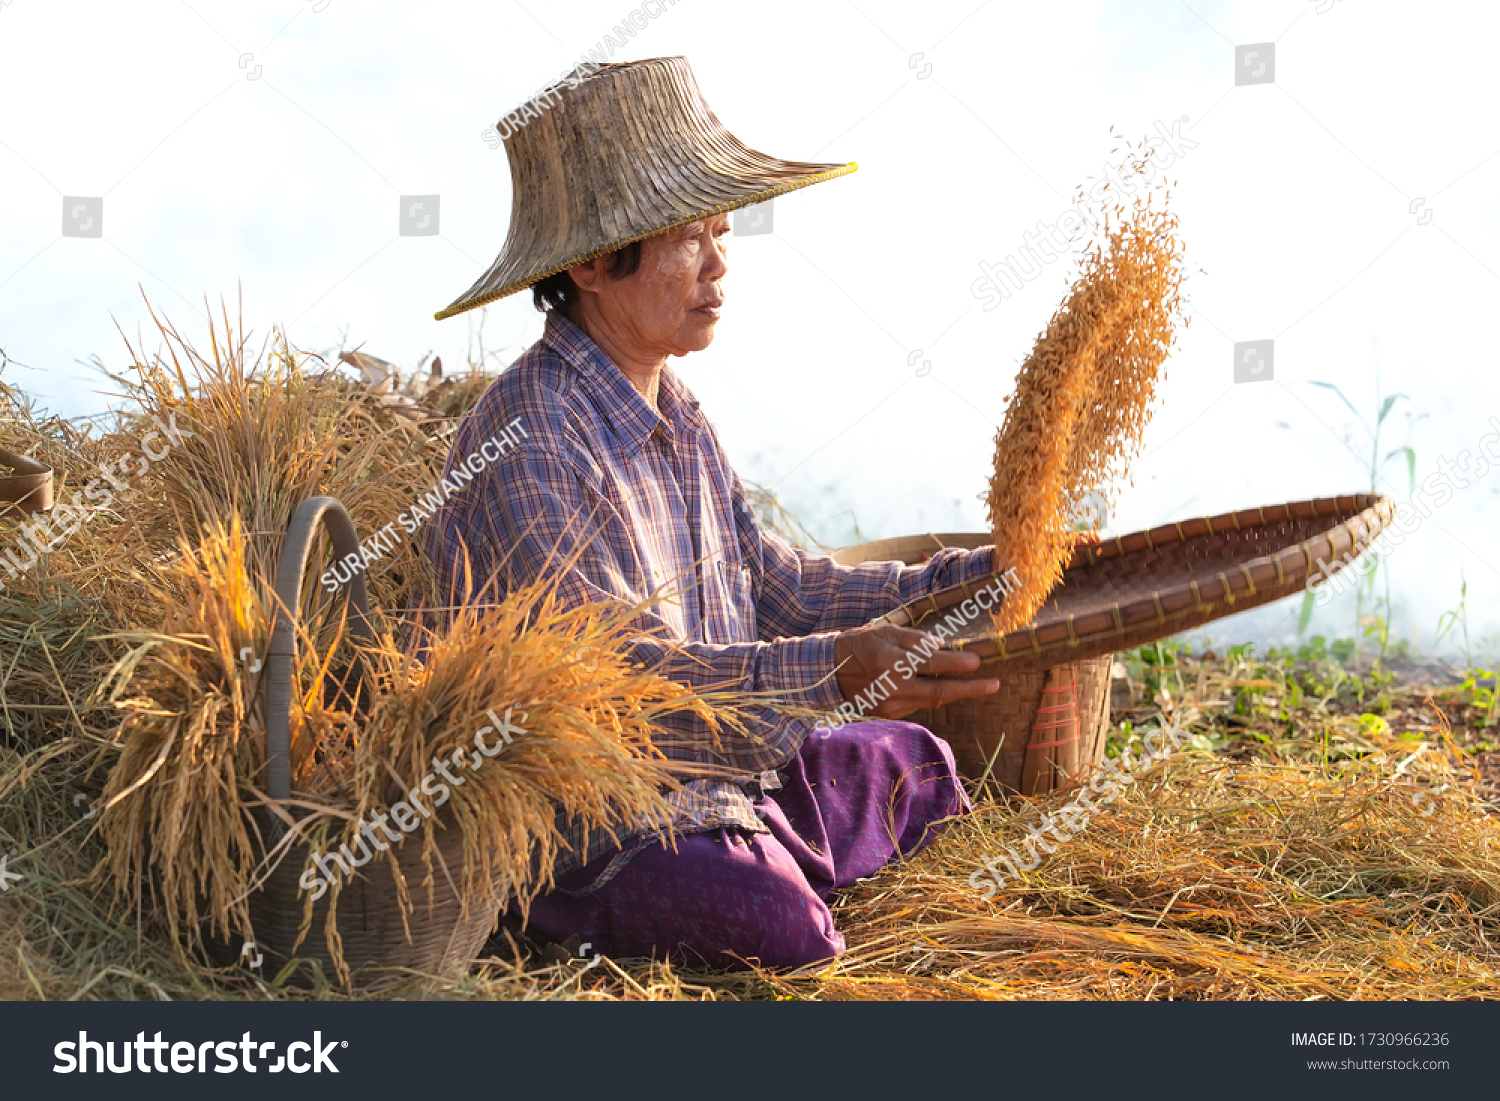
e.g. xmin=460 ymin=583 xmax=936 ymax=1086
xmin=1133 ymin=640 xmax=1189 ymax=706
xmin=1297 ymin=634 xmax=1330 ymax=663
xmin=1297 ymin=588 xmax=1317 ymax=638
xmin=1307 ymin=338 xmax=1424 ymax=652
xmin=1361 ymin=612 xmax=1391 ymax=664
xmin=1435 ymin=571 xmax=1473 ymax=671
xmin=1456 ymin=666 xmax=1499 ymax=729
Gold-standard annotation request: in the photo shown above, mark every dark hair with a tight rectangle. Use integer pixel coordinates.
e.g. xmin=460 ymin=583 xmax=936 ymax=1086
xmin=531 ymin=240 xmax=644 ymax=313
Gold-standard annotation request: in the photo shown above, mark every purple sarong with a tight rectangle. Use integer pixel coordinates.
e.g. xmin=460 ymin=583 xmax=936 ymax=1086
xmin=520 ymin=720 xmax=971 ymax=971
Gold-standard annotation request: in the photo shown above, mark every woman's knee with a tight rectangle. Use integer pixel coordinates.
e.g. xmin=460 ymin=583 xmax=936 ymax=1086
xmin=872 ymin=721 xmax=969 ymax=810
xmin=581 ymin=831 xmax=845 ymax=971
xmin=738 ymin=856 xmax=845 ymax=969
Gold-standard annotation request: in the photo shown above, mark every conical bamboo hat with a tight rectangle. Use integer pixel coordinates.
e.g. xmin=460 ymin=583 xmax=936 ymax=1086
xmin=434 ymin=56 xmax=857 ymax=321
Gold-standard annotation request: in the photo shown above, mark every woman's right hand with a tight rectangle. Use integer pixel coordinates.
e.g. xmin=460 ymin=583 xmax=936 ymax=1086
xmin=831 ymin=621 xmax=1000 ymax=720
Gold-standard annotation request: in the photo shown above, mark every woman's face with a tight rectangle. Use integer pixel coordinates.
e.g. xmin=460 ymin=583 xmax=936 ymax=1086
xmin=575 ymin=214 xmax=730 ymax=359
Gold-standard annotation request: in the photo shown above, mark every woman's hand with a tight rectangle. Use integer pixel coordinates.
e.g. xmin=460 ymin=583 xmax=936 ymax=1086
xmin=831 ymin=621 xmax=999 ymax=720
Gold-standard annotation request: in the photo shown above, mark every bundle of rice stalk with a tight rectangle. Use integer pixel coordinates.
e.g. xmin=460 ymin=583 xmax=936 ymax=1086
xmin=95 ymin=291 xmax=452 ymax=619
xmin=93 ymin=516 xmax=751 ymax=981
xmin=985 ymin=136 xmax=1190 ymax=631
xmin=301 ymin=556 xmax=753 ymax=936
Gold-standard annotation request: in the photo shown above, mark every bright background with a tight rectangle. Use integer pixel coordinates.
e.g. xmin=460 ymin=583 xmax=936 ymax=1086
xmin=2 ymin=0 xmax=1497 ymax=655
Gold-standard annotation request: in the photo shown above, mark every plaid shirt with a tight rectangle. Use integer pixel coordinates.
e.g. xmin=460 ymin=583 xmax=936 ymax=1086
xmin=418 ymin=309 xmax=995 ymax=891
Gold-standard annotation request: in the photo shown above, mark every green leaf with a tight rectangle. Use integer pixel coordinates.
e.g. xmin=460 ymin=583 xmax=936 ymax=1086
xmin=1384 ymin=446 xmax=1416 ymax=492
xmin=1298 ymin=589 xmax=1316 ymax=634
xmin=1376 ymin=393 xmax=1407 ymax=427
xmin=1309 ymin=380 xmax=1363 ymax=422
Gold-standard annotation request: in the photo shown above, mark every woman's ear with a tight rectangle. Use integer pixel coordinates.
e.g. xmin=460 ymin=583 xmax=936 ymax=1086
xmin=567 ymin=258 xmax=604 ymax=295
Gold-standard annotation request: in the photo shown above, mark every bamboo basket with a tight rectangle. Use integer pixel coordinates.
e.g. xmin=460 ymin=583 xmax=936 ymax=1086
xmin=836 ymin=494 xmax=1395 ymax=793
xmin=204 ymin=497 xmax=502 ymax=985
xmin=832 ymin=531 xmax=1108 ymax=794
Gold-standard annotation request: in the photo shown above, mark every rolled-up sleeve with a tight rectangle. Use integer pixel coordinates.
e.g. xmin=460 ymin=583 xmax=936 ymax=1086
xmin=729 ymin=474 xmax=999 ymax=643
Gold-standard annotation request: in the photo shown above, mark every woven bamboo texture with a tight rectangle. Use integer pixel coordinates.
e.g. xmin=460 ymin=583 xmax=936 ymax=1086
xmin=204 ymin=807 xmax=498 ymax=985
xmin=913 ymin=658 xmax=1112 ymax=793
xmin=831 ymin=532 xmax=1109 ymax=793
xmin=830 ymin=532 xmax=987 ymax=566
xmin=886 ymin=494 xmax=1395 ymax=674
xmin=833 ymin=494 xmax=1391 ymax=791
xmin=435 ymin=56 xmax=857 ymax=320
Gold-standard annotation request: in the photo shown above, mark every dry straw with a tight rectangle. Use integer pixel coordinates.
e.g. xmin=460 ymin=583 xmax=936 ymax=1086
xmin=6 ymin=294 xmax=1496 ymax=1003
xmin=680 ymin=709 xmax=1500 ymax=1001
xmin=92 ymin=514 xmax=748 ymax=975
xmin=1 ymin=291 xmax=755 ymax=980
xmin=985 ymin=135 xmax=1190 ymax=632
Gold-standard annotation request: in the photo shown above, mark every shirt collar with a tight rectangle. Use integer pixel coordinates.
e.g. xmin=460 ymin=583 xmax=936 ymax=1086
xmin=542 ymin=309 xmax=704 ymax=456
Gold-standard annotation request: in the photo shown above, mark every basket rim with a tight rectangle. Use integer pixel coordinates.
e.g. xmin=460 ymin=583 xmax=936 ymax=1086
xmin=883 ymin=493 xmax=1395 ymax=666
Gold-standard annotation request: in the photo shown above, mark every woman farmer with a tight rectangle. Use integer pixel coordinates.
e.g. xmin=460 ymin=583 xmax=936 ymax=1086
xmin=425 ymin=56 xmax=1003 ymax=970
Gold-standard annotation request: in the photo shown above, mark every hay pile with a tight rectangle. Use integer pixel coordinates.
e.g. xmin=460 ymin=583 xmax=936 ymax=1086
xmin=985 ymin=137 xmax=1189 ymax=631
xmin=95 ymin=516 xmax=737 ymax=975
xmin=2 ymin=295 xmax=747 ymax=983
xmin=9 ymin=639 xmax=1498 ymax=1000
xmin=779 ymin=751 xmax=1498 ymax=1000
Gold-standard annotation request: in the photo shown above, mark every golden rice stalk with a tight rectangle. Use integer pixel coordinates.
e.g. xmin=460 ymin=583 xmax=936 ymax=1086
xmin=93 ymin=514 xmax=269 ymax=951
xmin=985 ymin=137 xmax=1189 ymax=631
xmin=94 ymin=516 xmax=752 ymax=975
xmin=95 ymin=290 xmax=451 ymax=620
xmin=3 ymin=294 xmax=487 ymax=701
xmin=300 ymin=571 xmax=745 ymax=971
xmin=779 ymin=737 xmax=1500 ymax=1001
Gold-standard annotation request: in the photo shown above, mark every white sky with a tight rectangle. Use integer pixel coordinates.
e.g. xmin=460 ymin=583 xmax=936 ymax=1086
xmin=2 ymin=0 xmax=1497 ymax=654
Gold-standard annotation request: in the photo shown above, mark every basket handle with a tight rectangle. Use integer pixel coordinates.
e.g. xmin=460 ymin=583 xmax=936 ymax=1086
xmin=0 ymin=444 xmax=55 ymax=517
xmin=265 ymin=496 xmax=376 ymax=802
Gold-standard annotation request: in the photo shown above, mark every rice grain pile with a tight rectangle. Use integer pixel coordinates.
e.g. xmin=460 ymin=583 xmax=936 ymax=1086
xmin=985 ymin=137 xmax=1190 ymax=631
